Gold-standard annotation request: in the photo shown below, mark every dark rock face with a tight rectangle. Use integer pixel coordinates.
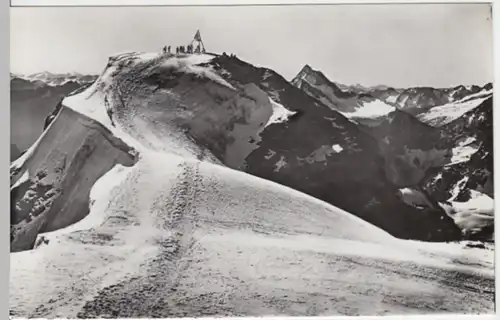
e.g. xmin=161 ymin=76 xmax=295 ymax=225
xmin=359 ymin=96 xmax=494 ymax=242
xmin=421 ymin=97 xmax=493 ymax=205
xmin=290 ymin=65 xmax=379 ymax=113
xmin=10 ymin=107 xmax=138 ymax=252
xmin=356 ymin=110 xmax=446 ymax=187
xmin=364 ymin=98 xmax=493 ymax=241
xmin=202 ymin=55 xmax=461 ymax=242
xmin=287 ymin=62 xmax=493 ymax=241
xmin=291 ymin=65 xmax=352 ymax=99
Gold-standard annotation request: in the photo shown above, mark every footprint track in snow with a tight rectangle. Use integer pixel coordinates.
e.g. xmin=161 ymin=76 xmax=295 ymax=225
xmin=77 ymin=160 xmax=204 ymax=318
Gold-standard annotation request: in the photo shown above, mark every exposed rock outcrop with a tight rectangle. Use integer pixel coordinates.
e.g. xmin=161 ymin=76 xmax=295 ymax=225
xmin=10 ymin=106 xmax=137 ymax=252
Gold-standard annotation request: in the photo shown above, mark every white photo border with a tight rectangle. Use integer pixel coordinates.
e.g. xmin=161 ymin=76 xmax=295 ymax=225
xmin=4 ymin=1 xmax=498 ymax=320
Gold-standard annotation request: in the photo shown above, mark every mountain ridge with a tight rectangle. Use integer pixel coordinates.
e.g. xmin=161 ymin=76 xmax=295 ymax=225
xmin=290 ymin=62 xmax=493 ymax=241
xmin=9 ymin=51 xmax=494 ymax=317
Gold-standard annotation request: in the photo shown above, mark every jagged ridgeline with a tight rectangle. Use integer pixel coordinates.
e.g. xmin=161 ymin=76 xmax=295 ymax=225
xmin=11 ymin=48 xmax=493 ymax=253
xmin=291 ymin=63 xmax=493 ymax=242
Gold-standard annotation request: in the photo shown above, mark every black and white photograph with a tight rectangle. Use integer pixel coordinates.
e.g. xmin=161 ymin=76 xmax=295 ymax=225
xmin=9 ymin=2 xmax=495 ymax=317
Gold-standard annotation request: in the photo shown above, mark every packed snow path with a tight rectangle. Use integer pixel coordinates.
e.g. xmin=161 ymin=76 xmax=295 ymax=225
xmin=12 ymin=153 xmax=494 ymax=317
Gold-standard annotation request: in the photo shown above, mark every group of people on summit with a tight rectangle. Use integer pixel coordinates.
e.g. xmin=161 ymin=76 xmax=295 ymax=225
xmin=162 ymin=44 xmax=205 ymax=55
xmin=163 ymin=30 xmax=206 ymax=55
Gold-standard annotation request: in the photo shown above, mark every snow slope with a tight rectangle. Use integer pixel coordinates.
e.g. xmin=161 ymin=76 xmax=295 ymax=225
xmin=265 ymin=98 xmax=296 ymax=127
xmin=447 ymin=137 xmax=479 ymax=166
xmin=417 ymin=89 xmax=493 ymax=127
xmin=11 ymin=152 xmax=494 ymax=317
xmin=439 ymin=188 xmax=494 ymax=236
xmin=10 ymin=52 xmax=495 ymax=317
xmin=340 ymin=99 xmax=396 ymax=120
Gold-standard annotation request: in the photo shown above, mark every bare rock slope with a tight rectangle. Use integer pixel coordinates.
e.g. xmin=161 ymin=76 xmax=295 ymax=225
xmin=10 ymin=105 xmax=137 ymax=252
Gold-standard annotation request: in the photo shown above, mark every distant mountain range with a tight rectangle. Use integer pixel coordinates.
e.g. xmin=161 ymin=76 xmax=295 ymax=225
xmin=10 ymin=73 xmax=97 ymax=153
xmin=292 ymin=64 xmax=492 ymax=117
xmin=11 ymin=72 xmax=98 ymax=87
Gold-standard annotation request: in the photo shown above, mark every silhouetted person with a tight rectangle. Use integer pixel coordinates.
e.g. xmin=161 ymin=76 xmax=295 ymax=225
xmin=167 ymin=45 xmax=171 ymax=53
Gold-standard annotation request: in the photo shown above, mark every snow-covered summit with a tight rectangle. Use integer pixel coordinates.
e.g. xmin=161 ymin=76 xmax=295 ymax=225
xmin=61 ymin=51 xmax=297 ymax=166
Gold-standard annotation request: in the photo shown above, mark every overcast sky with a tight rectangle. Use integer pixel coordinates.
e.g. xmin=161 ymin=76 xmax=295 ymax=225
xmin=10 ymin=4 xmax=492 ymax=87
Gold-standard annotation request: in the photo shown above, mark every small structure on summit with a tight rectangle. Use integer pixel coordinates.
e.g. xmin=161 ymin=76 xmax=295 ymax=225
xmin=190 ymin=29 xmax=206 ymax=54
xmin=167 ymin=30 xmax=207 ymax=56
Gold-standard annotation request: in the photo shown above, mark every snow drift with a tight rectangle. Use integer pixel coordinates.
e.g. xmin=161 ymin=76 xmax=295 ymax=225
xmin=439 ymin=180 xmax=494 ymax=238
